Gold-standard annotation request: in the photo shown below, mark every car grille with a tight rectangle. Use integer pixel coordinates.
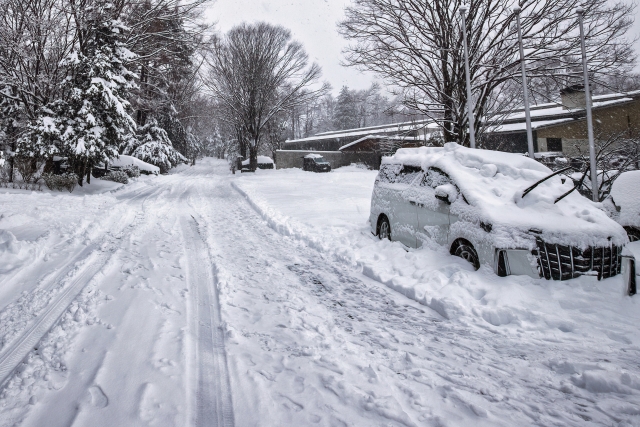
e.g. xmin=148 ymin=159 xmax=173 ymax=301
xmin=535 ymin=239 xmax=622 ymax=281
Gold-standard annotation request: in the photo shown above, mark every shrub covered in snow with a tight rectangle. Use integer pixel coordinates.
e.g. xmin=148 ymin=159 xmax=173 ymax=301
xmin=121 ymin=165 xmax=140 ymax=178
xmin=42 ymin=173 xmax=78 ymax=192
xmin=103 ymin=170 xmax=129 ymax=184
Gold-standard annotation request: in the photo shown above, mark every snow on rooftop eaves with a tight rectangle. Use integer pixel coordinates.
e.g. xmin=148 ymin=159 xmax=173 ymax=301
xmin=338 ymin=135 xmax=422 ymax=151
xmin=313 ymin=118 xmax=432 ymax=137
xmin=286 ymin=119 xmax=434 ymax=144
xmin=486 ymin=118 xmax=574 ymax=134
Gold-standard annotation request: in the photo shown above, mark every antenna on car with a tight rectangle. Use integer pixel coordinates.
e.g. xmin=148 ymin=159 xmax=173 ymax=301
xmin=521 ymin=167 xmax=572 ymax=199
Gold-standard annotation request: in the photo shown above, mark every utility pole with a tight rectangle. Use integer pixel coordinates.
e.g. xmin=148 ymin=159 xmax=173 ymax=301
xmin=459 ymin=5 xmax=476 ymax=149
xmin=576 ymin=7 xmax=599 ymax=202
xmin=514 ymin=6 xmax=535 ymax=160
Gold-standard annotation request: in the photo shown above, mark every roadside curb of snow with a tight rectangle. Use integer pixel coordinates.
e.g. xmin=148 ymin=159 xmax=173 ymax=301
xmin=231 ymin=181 xmax=357 ymax=266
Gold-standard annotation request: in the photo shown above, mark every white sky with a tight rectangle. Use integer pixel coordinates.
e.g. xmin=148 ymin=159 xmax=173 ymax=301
xmin=205 ymin=0 xmax=640 ymax=96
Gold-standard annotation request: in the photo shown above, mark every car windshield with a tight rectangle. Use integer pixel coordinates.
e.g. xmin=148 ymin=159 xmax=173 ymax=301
xmin=314 ymin=157 xmax=326 ymax=163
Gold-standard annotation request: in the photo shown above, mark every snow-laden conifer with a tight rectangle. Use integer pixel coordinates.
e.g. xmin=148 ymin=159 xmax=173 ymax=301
xmin=123 ymin=118 xmax=186 ymax=173
xmin=18 ymin=4 xmax=137 ymax=183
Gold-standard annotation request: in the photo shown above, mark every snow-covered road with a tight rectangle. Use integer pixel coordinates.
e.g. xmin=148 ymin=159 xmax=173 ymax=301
xmin=1 ymin=158 xmax=640 ymax=426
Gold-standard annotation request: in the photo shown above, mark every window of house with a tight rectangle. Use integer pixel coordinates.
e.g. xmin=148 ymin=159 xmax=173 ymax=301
xmin=547 ymin=138 xmax=563 ymax=152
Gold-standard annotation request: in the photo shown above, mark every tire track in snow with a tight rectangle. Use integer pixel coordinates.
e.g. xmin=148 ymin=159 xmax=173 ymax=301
xmin=0 ymin=183 xmax=166 ymax=390
xmin=181 ymin=215 xmax=234 ymax=427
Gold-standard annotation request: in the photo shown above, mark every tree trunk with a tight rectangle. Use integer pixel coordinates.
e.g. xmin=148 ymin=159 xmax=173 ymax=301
xmin=86 ymin=164 xmax=91 ymax=184
xmin=249 ymin=144 xmax=258 ymax=172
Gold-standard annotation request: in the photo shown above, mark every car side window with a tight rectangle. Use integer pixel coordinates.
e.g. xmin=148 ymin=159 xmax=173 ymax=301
xmin=395 ymin=165 xmax=422 ymax=185
xmin=376 ymin=164 xmax=402 ymax=184
xmin=422 ymin=167 xmax=452 ymax=188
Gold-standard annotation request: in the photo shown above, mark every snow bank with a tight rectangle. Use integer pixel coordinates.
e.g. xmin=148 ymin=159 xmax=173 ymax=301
xmin=610 ymin=170 xmax=640 ymax=228
xmin=0 ymin=230 xmax=32 ymax=274
xmin=386 ymin=143 xmax=627 ymax=249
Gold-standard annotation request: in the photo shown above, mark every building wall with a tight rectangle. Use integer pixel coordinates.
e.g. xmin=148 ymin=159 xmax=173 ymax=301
xmin=537 ymin=98 xmax=640 ymax=156
xmin=275 ymin=150 xmax=381 ymax=170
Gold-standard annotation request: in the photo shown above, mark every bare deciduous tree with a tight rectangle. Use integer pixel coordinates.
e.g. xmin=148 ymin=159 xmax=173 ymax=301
xmin=205 ymin=22 xmax=328 ymax=170
xmin=339 ymin=0 xmax=635 ymax=146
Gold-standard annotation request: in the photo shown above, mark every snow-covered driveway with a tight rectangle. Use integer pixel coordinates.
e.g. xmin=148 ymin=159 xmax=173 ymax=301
xmin=1 ymin=158 xmax=639 ymax=426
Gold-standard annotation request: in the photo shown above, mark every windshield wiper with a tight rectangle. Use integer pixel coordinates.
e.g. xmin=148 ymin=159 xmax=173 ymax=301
xmin=554 ymin=167 xmax=589 ymax=204
xmin=521 ymin=166 xmax=573 ymax=199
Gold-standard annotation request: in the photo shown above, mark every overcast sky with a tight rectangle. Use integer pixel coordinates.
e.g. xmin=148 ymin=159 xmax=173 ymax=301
xmin=205 ymin=0 xmax=640 ymax=96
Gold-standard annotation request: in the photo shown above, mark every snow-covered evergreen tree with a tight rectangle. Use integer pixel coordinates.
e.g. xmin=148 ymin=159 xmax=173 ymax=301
xmin=17 ymin=5 xmax=137 ymax=183
xmin=122 ymin=118 xmax=185 ymax=173
xmin=333 ymin=86 xmax=359 ymax=130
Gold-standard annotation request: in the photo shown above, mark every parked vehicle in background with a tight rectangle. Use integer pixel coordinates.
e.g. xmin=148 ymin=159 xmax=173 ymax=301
xmin=370 ymin=143 xmax=630 ymax=287
xmin=240 ymin=156 xmax=274 ymax=172
xmin=605 ymin=170 xmax=640 ymax=242
xmin=303 ymin=154 xmax=331 ymax=173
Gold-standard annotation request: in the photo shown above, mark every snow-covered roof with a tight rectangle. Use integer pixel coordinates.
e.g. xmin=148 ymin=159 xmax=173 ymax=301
xmin=338 ymin=135 xmax=422 ymax=151
xmin=384 ymin=143 xmax=626 ymax=248
xmin=286 ymin=119 xmax=433 ymax=144
xmin=610 ymin=170 xmax=640 ymax=228
xmin=304 ymin=153 xmax=325 ymax=159
xmin=485 ymin=119 xmax=574 ymax=133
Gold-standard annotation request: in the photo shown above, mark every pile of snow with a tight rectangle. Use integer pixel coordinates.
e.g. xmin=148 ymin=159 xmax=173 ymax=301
xmin=241 ymin=156 xmax=274 ymax=166
xmin=0 ymin=230 xmax=31 ymax=274
xmin=304 ymin=153 xmax=324 ymax=159
xmin=386 ymin=143 xmax=626 ymax=249
xmin=107 ymin=155 xmax=160 ymax=175
xmin=610 ymin=170 xmax=640 ymax=228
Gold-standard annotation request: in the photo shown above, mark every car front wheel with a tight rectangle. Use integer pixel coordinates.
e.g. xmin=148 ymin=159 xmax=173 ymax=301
xmin=378 ymin=216 xmax=391 ymax=240
xmin=453 ymin=240 xmax=480 ymax=270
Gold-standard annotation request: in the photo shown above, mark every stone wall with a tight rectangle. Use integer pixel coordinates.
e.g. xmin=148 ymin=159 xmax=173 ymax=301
xmin=275 ymin=150 xmax=382 ymax=170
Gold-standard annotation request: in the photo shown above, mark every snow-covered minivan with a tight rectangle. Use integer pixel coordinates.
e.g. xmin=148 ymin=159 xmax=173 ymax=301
xmin=370 ymin=143 xmax=629 ymax=283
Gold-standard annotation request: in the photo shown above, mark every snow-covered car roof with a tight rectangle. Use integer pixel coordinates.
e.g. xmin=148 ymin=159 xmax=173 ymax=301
xmin=610 ymin=170 xmax=640 ymax=228
xmin=110 ymin=155 xmax=160 ymax=174
xmin=304 ymin=153 xmax=324 ymax=159
xmin=241 ymin=156 xmax=274 ymax=165
xmin=385 ymin=143 xmax=627 ymax=248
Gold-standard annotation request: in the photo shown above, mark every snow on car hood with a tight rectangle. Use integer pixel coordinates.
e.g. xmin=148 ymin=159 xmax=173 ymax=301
xmin=111 ymin=155 xmax=160 ymax=173
xmin=386 ymin=143 xmax=627 ymax=249
xmin=242 ymin=156 xmax=274 ymax=165
xmin=610 ymin=170 xmax=640 ymax=228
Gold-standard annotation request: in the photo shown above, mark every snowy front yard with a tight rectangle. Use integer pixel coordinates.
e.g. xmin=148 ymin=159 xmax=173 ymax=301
xmin=0 ymin=159 xmax=639 ymax=426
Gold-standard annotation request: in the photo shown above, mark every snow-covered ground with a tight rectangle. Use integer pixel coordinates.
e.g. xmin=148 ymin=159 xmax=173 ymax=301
xmin=1 ymin=159 xmax=639 ymax=426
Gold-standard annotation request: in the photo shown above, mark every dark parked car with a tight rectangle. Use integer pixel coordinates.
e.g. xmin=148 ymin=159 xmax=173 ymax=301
xmin=303 ymin=154 xmax=331 ymax=173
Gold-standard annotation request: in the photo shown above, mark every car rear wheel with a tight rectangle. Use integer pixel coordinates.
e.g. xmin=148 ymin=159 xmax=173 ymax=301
xmin=378 ymin=216 xmax=391 ymax=240
xmin=453 ymin=240 xmax=480 ymax=270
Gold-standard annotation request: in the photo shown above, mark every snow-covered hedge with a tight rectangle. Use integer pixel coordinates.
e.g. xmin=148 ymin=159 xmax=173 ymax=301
xmin=42 ymin=172 xmax=78 ymax=192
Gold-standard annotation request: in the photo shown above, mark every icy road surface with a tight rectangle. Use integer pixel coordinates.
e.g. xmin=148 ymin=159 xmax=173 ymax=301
xmin=0 ymin=158 xmax=639 ymax=426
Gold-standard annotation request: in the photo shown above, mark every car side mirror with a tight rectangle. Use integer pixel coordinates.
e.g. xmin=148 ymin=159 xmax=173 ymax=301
xmin=435 ymin=194 xmax=451 ymax=204
xmin=435 ymin=184 xmax=458 ymax=205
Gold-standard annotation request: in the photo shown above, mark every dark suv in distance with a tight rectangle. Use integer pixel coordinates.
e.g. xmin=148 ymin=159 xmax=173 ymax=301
xmin=303 ymin=154 xmax=331 ymax=173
